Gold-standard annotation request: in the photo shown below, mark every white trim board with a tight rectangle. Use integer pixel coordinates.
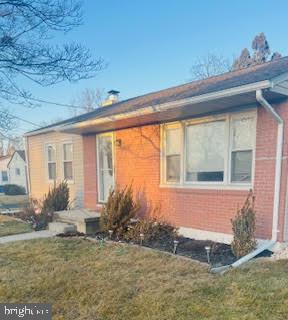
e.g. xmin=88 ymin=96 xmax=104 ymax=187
xmin=178 ymin=227 xmax=233 ymax=244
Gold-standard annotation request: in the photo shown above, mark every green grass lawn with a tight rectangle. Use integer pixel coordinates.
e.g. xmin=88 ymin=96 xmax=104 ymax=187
xmin=0 ymin=215 xmax=32 ymax=237
xmin=0 ymin=238 xmax=287 ymax=320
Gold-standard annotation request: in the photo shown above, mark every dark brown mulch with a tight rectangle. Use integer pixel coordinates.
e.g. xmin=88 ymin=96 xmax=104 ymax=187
xmin=143 ymin=236 xmax=237 ymax=267
xmin=93 ymin=231 xmax=237 ymax=267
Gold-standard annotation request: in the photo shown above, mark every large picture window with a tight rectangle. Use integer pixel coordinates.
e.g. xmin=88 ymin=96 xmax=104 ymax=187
xmin=162 ymin=112 xmax=256 ymax=187
xmin=185 ymin=120 xmax=225 ymax=182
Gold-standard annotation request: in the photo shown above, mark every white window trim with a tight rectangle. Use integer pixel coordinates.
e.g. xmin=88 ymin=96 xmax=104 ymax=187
xmin=45 ymin=143 xmax=57 ymax=182
xmin=96 ymin=132 xmax=115 ymax=203
xmin=61 ymin=141 xmax=74 ymax=183
xmin=160 ymin=110 xmax=257 ymax=190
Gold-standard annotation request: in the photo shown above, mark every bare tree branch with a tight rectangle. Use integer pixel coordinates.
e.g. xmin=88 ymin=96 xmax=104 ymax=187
xmin=0 ymin=0 xmax=106 ymax=132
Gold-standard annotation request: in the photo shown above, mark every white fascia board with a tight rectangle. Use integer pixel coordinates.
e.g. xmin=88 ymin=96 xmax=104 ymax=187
xmin=270 ymin=72 xmax=288 ymax=86
xmin=61 ymin=80 xmax=272 ymax=132
xmin=24 ymin=123 xmax=74 ymax=137
xmin=270 ymin=85 xmax=288 ymax=96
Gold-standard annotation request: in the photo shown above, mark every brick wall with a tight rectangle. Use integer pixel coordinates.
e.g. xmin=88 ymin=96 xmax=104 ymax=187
xmin=83 ymin=101 xmax=288 ymax=241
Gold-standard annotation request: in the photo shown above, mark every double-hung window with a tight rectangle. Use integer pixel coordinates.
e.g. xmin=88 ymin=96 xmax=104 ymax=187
xmin=46 ymin=144 xmax=56 ymax=180
xmin=164 ymin=125 xmax=181 ymax=183
xmin=63 ymin=143 xmax=73 ymax=180
xmin=230 ymin=115 xmax=255 ymax=183
xmin=162 ymin=111 xmax=256 ymax=187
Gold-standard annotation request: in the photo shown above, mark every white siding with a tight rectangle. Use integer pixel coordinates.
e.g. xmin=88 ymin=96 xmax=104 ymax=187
xmin=8 ymin=153 xmax=28 ymax=191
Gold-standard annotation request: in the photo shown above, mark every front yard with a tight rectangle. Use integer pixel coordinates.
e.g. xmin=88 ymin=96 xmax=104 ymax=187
xmin=0 ymin=215 xmax=32 ymax=237
xmin=0 ymin=194 xmax=29 ymax=207
xmin=0 ymin=238 xmax=288 ymax=319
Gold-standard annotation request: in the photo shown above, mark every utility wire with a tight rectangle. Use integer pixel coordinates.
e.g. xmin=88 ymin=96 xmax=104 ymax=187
xmin=0 ymin=110 xmax=41 ymax=128
xmin=2 ymin=90 xmax=85 ymax=110
xmin=25 ymin=96 xmax=85 ymax=110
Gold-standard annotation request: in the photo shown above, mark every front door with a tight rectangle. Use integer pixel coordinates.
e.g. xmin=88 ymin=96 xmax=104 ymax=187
xmin=97 ymin=133 xmax=114 ymax=202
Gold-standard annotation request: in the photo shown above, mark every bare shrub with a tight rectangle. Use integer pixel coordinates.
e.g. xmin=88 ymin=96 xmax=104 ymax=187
xmin=231 ymin=191 xmax=257 ymax=258
xmin=100 ymin=185 xmax=140 ymax=238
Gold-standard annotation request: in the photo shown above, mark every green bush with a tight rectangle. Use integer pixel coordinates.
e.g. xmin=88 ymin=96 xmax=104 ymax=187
xmin=3 ymin=184 xmax=26 ymax=195
xmin=231 ymin=190 xmax=257 ymax=258
xmin=42 ymin=181 xmax=70 ymax=215
xmin=100 ymin=185 xmax=140 ymax=238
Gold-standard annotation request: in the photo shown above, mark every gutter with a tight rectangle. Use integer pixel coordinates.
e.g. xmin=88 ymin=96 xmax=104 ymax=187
xmin=60 ymin=80 xmax=271 ymax=133
xmin=211 ymin=89 xmax=284 ymax=273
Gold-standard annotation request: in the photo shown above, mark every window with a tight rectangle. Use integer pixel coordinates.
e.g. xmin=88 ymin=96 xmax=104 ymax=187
xmin=63 ymin=143 xmax=73 ymax=180
xmin=97 ymin=133 xmax=114 ymax=202
xmin=46 ymin=145 xmax=56 ymax=180
xmin=185 ymin=120 xmax=225 ymax=182
xmin=1 ymin=171 xmax=8 ymax=182
xmin=165 ymin=127 xmax=181 ymax=182
xmin=162 ymin=112 xmax=256 ymax=187
xmin=230 ymin=115 xmax=255 ymax=183
xmin=15 ymin=168 xmax=21 ymax=176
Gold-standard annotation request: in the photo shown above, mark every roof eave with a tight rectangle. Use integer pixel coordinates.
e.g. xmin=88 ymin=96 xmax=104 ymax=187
xmin=60 ymin=79 xmax=272 ymax=134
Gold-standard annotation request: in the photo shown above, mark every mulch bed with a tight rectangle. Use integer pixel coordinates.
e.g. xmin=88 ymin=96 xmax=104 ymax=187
xmin=142 ymin=236 xmax=237 ymax=267
xmin=56 ymin=232 xmax=272 ymax=267
xmin=91 ymin=232 xmax=237 ymax=267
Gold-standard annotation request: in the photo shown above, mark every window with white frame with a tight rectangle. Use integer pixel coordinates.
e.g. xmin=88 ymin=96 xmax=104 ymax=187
xmin=185 ymin=120 xmax=225 ymax=182
xmin=230 ymin=115 xmax=255 ymax=183
xmin=46 ymin=144 xmax=56 ymax=180
xmin=97 ymin=133 xmax=114 ymax=202
xmin=15 ymin=168 xmax=21 ymax=176
xmin=162 ymin=112 xmax=256 ymax=186
xmin=165 ymin=126 xmax=181 ymax=182
xmin=63 ymin=143 xmax=73 ymax=180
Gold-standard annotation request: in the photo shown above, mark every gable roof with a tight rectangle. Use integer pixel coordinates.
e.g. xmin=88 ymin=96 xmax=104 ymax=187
xmin=26 ymin=56 xmax=288 ymax=136
xmin=7 ymin=150 xmax=26 ymax=167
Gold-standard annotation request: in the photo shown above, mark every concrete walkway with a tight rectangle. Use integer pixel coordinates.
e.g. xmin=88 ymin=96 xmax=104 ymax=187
xmin=0 ymin=230 xmax=56 ymax=244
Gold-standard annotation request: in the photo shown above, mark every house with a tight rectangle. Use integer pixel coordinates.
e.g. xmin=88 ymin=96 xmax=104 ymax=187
xmin=0 ymin=155 xmax=11 ymax=192
xmin=26 ymin=57 xmax=288 ymax=246
xmin=25 ymin=130 xmax=84 ymax=206
xmin=7 ymin=150 xmax=28 ymax=192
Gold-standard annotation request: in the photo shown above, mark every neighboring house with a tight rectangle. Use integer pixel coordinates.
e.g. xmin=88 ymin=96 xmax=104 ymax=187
xmin=26 ymin=57 xmax=288 ymax=246
xmin=7 ymin=150 xmax=28 ymax=192
xmin=25 ymin=131 xmax=84 ymax=207
xmin=0 ymin=155 xmax=11 ymax=191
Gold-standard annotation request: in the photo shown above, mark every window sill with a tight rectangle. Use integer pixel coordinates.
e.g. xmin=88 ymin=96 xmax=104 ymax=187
xmin=159 ymin=183 xmax=252 ymax=191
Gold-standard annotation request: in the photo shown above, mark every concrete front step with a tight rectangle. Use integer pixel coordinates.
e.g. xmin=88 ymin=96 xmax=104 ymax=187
xmin=48 ymin=222 xmax=77 ymax=234
xmin=54 ymin=209 xmax=101 ymax=235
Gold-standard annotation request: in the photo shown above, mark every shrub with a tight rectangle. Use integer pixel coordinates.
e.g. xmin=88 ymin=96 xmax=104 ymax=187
xmin=231 ymin=190 xmax=257 ymax=258
xmin=124 ymin=217 xmax=178 ymax=244
xmin=3 ymin=184 xmax=26 ymax=195
xmin=42 ymin=181 xmax=70 ymax=215
xmin=19 ymin=199 xmax=51 ymax=231
xmin=100 ymin=185 xmax=140 ymax=238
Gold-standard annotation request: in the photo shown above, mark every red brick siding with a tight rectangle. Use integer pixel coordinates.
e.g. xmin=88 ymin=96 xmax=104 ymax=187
xmin=83 ymin=101 xmax=288 ymax=241
xmin=83 ymin=135 xmax=98 ymax=209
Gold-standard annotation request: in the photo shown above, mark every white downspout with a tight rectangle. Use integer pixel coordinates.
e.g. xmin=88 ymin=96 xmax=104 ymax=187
xmin=211 ymin=90 xmax=284 ymax=274
xmin=256 ymin=89 xmax=284 ymax=242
